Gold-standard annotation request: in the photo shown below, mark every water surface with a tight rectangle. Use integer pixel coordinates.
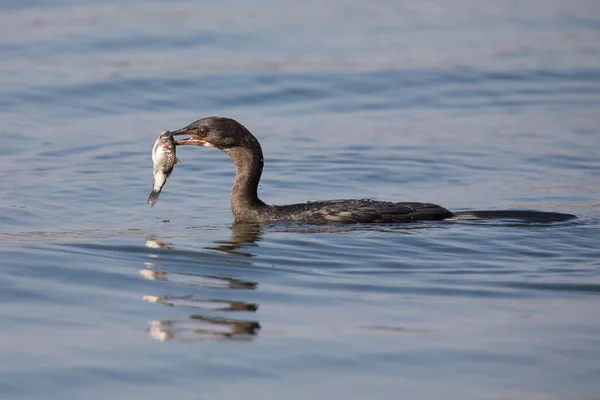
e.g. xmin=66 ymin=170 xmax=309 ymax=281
xmin=1 ymin=1 xmax=600 ymax=399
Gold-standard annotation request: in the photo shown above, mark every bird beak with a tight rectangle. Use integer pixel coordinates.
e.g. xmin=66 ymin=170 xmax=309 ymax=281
xmin=168 ymin=128 xmax=211 ymax=147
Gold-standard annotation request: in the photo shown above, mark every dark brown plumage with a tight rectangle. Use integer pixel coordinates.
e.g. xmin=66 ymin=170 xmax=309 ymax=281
xmin=166 ymin=117 xmax=575 ymax=225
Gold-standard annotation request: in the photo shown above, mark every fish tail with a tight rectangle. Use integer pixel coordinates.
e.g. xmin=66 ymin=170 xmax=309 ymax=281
xmin=147 ymin=190 xmax=161 ymax=207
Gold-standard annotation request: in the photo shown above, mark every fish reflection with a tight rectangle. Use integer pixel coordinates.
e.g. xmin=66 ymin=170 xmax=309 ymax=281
xmin=142 ymin=223 xmax=263 ymax=341
xmin=145 ymin=239 xmax=172 ymax=249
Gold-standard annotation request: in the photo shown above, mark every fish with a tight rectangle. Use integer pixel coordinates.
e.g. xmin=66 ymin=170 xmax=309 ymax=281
xmin=147 ymin=131 xmax=179 ymax=207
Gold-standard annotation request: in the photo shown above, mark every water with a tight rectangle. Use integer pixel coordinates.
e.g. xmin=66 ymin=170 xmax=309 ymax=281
xmin=1 ymin=1 xmax=600 ymax=399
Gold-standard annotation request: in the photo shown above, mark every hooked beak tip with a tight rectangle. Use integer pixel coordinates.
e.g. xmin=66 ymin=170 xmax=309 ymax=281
xmin=165 ymin=127 xmax=210 ymax=147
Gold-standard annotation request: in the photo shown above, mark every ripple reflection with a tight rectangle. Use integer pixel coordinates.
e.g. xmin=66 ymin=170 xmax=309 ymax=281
xmin=149 ymin=316 xmax=261 ymax=342
xmin=142 ymin=223 xmax=262 ymax=341
xmin=139 ymin=269 xmax=257 ymax=290
xmin=142 ymin=295 xmax=258 ymax=312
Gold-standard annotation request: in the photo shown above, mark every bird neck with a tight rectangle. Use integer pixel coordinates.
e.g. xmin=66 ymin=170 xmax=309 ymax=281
xmin=226 ymin=144 xmax=267 ymax=220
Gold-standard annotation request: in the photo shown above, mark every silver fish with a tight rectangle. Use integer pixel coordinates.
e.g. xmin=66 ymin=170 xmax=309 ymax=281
xmin=147 ymin=131 xmax=179 ymax=207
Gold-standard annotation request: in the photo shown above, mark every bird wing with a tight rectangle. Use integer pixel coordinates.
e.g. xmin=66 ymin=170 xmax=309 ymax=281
xmin=282 ymin=200 xmax=452 ymax=224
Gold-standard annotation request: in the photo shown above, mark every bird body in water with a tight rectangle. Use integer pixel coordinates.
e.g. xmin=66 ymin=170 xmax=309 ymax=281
xmin=162 ymin=117 xmax=575 ymax=224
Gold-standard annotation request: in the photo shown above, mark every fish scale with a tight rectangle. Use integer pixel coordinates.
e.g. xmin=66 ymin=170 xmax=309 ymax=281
xmin=147 ymin=132 xmax=179 ymax=207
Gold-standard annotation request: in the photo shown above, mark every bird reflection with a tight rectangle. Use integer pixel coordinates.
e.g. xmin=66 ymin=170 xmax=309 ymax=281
xmin=205 ymin=223 xmax=262 ymax=257
xmin=142 ymin=223 xmax=263 ymax=342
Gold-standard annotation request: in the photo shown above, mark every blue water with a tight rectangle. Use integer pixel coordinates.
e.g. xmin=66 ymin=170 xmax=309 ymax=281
xmin=1 ymin=1 xmax=600 ymax=399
